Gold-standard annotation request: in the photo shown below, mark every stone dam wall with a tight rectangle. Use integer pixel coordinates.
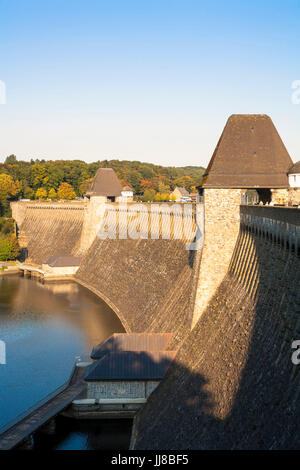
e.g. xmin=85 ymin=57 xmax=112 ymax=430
xmin=76 ymin=205 xmax=202 ymax=347
xmin=11 ymin=202 xmax=85 ymax=265
xmin=132 ymin=206 xmax=300 ymax=450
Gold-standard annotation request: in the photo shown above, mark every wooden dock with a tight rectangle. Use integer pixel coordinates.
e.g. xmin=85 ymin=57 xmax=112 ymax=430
xmin=0 ymin=365 xmax=86 ymax=450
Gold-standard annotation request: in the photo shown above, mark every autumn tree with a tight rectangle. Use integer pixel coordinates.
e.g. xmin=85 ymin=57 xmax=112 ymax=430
xmin=142 ymin=189 xmax=156 ymax=202
xmin=48 ymin=188 xmax=57 ymax=199
xmin=140 ymin=180 xmax=155 ymax=192
xmin=57 ymin=182 xmax=76 ymax=200
xmin=79 ymin=178 xmax=93 ymax=196
xmin=35 ymin=187 xmax=48 ymax=200
xmin=0 ymin=235 xmax=20 ymax=261
xmin=0 ymin=173 xmax=22 ymax=216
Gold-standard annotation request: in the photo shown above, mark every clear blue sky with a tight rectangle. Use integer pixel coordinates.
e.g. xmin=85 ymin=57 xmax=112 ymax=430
xmin=0 ymin=0 xmax=300 ymax=167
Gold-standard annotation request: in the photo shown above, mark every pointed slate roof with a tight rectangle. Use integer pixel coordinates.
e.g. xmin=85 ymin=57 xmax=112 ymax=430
xmin=201 ymin=115 xmax=293 ymax=188
xmin=84 ymin=350 xmax=177 ymax=381
xmin=176 ymin=187 xmax=190 ymax=197
xmin=85 ymin=168 xmax=123 ymax=197
xmin=91 ymin=333 xmax=173 ymax=360
xmin=288 ymin=161 xmax=300 ymax=174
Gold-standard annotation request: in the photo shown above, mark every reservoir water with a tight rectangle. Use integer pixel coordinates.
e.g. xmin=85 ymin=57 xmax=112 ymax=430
xmin=0 ymin=275 xmax=129 ymax=449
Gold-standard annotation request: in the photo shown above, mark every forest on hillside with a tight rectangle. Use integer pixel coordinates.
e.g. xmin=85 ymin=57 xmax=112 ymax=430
xmin=0 ymin=154 xmax=205 ymax=216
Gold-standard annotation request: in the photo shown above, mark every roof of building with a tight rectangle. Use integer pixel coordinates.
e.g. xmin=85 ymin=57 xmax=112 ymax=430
xmin=174 ymin=187 xmax=190 ymax=197
xmin=43 ymin=255 xmax=81 ymax=267
xmin=84 ymin=350 xmax=177 ymax=381
xmin=201 ymin=114 xmax=293 ymax=189
xmin=288 ymin=161 xmax=300 ymax=174
xmin=122 ymin=185 xmax=133 ymax=192
xmin=91 ymin=333 xmax=173 ymax=360
xmin=85 ymin=168 xmax=123 ymax=197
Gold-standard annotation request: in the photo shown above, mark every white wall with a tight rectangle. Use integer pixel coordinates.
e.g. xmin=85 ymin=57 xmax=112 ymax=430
xmin=289 ymin=173 xmax=300 ymax=188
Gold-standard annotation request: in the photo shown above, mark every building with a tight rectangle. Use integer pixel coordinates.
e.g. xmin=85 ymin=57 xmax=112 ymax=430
xmin=85 ymin=167 xmax=123 ymax=203
xmin=288 ymin=162 xmax=300 ymax=188
xmin=199 ymin=114 xmax=294 ymax=205
xmin=171 ymin=187 xmax=191 ymax=202
xmin=90 ymin=332 xmax=173 ymax=360
xmin=84 ymin=333 xmax=176 ymax=410
xmin=120 ymin=185 xmax=134 ymax=202
xmin=194 ymin=113 xmax=297 ymax=321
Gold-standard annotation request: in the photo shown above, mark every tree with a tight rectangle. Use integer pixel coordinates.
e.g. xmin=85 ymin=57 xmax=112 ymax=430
xmin=4 ymin=155 xmax=17 ymax=165
xmin=174 ymin=175 xmax=194 ymax=190
xmin=142 ymin=189 xmax=156 ymax=202
xmin=57 ymin=182 xmax=76 ymax=200
xmin=48 ymin=188 xmax=57 ymax=199
xmin=23 ymin=186 xmax=34 ymax=200
xmin=160 ymin=193 xmax=170 ymax=201
xmin=140 ymin=180 xmax=154 ymax=192
xmin=79 ymin=178 xmax=93 ymax=196
xmin=35 ymin=187 xmax=47 ymax=200
xmin=0 ymin=235 xmax=20 ymax=261
xmin=0 ymin=174 xmax=22 ymax=216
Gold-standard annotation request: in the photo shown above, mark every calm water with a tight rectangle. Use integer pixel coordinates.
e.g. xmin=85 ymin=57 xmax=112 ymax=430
xmin=0 ymin=274 xmax=126 ymax=447
xmin=34 ymin=417 xmax=132 ymax=450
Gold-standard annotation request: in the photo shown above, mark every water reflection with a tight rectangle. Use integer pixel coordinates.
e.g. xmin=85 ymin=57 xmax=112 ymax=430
xmin=34 ymin=417 xmax=132 ymax=450
xmin=0 ymin=275 xmax=125 ymax=427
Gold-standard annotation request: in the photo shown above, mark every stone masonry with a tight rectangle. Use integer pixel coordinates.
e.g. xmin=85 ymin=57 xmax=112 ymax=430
xmin=193 ymin=188 xmax=242 ymax=326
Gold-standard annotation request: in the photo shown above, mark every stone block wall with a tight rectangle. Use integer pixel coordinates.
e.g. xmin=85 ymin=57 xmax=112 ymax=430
xmin=87 ymin=380 xmax=159 ymax=399
xmin=76 ymin=236 xmax=202 ymax=348
xmin=193 ymin=188 xmax=242 ymax=325
xmin=13 ymin=202 xmax=85 ymax=264
xmin=132 ymin=206 xmax=300 ymax=450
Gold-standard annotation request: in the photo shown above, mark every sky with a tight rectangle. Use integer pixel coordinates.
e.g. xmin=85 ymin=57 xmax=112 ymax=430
xmin=0 ymin=0 xmax=300 ymax=168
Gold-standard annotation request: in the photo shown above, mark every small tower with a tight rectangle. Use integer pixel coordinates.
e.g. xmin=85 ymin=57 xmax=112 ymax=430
xmin=85 ymin=167 xmax=123 ymax=203
xmin=80 ymin=168 xmax=123 ymax=252
xmin=193 ymin=114 xmax=293 ymax=325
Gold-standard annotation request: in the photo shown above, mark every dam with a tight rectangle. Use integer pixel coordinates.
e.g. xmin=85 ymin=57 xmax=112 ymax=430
xmin=4 ymin=114 xmax=300 ymax=449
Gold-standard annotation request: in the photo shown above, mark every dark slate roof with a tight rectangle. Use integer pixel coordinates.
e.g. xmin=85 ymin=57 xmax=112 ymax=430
xmin=288 ymin=161 xmax=300 ymax=174
xmin=91 ymin=333 xmax=173 ymax=360
xmin=201 ymin=114 xmax=293 ymax=189
xmin=84 ymin=350 xmax=177 ymax=381
xmin=86 ymin=168 xmax=123 ymax=197
xmin=44 ymin=255 xmax=81 ymax=267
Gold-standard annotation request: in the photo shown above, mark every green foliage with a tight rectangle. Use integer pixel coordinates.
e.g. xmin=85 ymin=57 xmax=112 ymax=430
xmin=0 ymin=218 xmax=15 ymax=235
xmin=4 ymin=155 xmax=17 ymax=165
xmin=142 ymin=189 xmax=156 ymax=202
xmin=0 ymin=155 xmax=205 ymax=209
xmin=0 ymin=235 xmax=20 ymax=261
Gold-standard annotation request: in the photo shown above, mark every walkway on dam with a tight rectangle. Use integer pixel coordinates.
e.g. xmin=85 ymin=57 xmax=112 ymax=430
xmin=0 ymin=364 xmax=86 ymax=450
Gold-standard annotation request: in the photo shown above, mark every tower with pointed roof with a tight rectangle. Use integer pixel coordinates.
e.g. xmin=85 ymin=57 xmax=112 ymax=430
xmin=193 ymin=114 xmax=294 ymax=325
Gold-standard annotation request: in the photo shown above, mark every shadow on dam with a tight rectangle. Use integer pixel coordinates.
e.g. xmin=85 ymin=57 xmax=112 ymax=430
xmin=132 ymin=225 xmax=300 ymax=450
